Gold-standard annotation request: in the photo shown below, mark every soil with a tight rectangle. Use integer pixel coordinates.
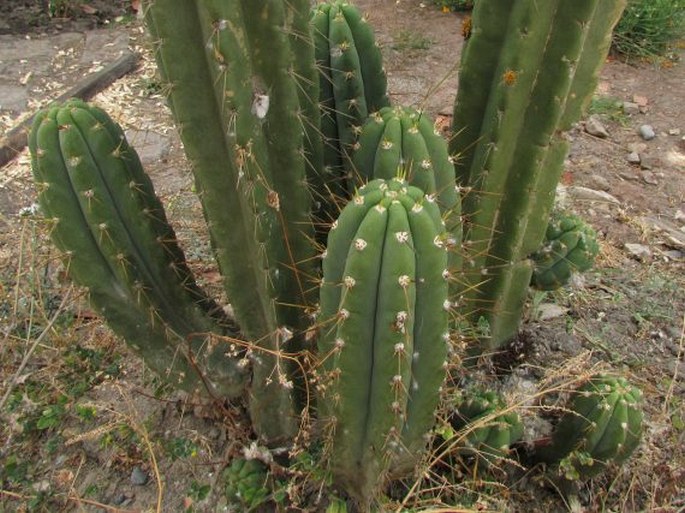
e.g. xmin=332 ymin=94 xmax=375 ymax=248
xmin=1 ymin=1 xmax=684 ymax=512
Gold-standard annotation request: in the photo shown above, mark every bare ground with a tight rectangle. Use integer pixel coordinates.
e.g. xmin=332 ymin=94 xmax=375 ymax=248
xmin=1 ymin=1 xmax=684 ymax=512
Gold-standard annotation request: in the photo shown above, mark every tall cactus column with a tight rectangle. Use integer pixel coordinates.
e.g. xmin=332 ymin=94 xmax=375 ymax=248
xmin=318 ymin=178 xmax=450 ymax=506
xmin=143 ymin=0 xmax=321 ymax=443
xmin=450 ymin=0 xmax=626 ymax=350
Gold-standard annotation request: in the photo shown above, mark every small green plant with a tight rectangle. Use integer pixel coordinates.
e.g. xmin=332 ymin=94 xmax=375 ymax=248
xmin=612 ymin=0 xmax=685 ymax=59
xmin=392 ymin=30 xmax=435 ymax=51
xmin=587 ymin=95 xmax=630 ymax=124
xmin=48 ymin=0 xmax=84 ymax=18
xmin=223 ymin=458 xmax=272 ymax=512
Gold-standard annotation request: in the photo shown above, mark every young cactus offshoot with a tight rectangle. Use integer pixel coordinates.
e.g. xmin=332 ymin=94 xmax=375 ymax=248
xmin=537 ymin=375 xmax=643 ymax=481
xmin=318 ymin=177 xmax=450 ymax=505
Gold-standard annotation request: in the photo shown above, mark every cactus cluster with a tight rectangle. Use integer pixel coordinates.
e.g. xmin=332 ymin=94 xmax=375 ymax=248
xmin=223 ymin=458 xmax=271 ymax=511
xmin=530 ymin=210 xmax=600 ymax=291
xmin=27 ymin=0 xmax=637 ymax=508
xmin=318 ymin=177 xmax=449 ymax=503
xmin=451 ymin=390 xmax=523 ymax=465
xmin=537 ymin=375 xmax=643 ymax=481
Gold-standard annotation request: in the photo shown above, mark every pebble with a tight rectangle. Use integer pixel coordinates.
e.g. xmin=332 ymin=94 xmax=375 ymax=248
xmin=589 ymin=174 xmax=610 ymax=191
xmin=622 ymin=101 xmax=640 ymax=115
xmin=669 ymin=128 xmax=681 ymax=136
xmin=664 ymin=249 xmax=684 ymax=261
xmin=639 ymin=124 xmax=656 ymax=140
xmin=585 ymin=115 xmax=610 ymax=138
xmin=619 ymin=171 xmax=638 ymax=181
xmin=567 ymin=186 xmax=620 ymax=205
xmin=624 ymin=243 xmax=651 ymax=260
xmin=626 ymin=152 xmax=641 ymax=164
xmin=641 ymin=170 xmax=658 ymax=185
xmin=639 ymin=156 xmax=655 ymax=170
xmin=537 ymin=304 xmax=569 ymax=321
xmin=130 ymin=466 xmax=149 ymax=486
xmin=628 ymin=142 xmax=647 ymax=153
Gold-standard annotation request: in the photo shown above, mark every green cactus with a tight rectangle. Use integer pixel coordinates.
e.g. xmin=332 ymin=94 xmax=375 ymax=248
xmin=530 ymin=211 xmax=600 ymax=291
xmin=318 ymin=177 xmax=450 ymax=505
xmin=451 ymin=390 xmax=523 ymax=465
xmin=451 ymin=0 xmax=626 ymax=350
xmin=311 ymin=0 xmax=391 ymax=204
xmin=223 ymin=458 xmax=271 ymax=511
xmin=143 ymin=0 xmax=322 ymax=443
xmin=352 ymin=106 xmax=462 ymax=277
xmin=537 ymin=375 xmax=643 ymax=480
xmin=29 ymin=98 xmax=249 ymax=398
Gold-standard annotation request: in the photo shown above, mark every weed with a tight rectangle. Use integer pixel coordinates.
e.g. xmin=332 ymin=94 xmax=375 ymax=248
xmin=612 ymin=0 xmax=685 ymax=60
xmin=392 ymin=30 xmax=435 ymax=52
xmin=587 ymin=95 xmax=630 ymax=124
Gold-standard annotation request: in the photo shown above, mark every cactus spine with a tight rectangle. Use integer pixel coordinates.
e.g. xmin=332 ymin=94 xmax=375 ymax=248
xmin=29 ymin=99 xmax=249 ymax=397
xmin=319 ymin=178 xmax=449 ymax=505
xmin=530 ymin=211 xmax=600 ymax=291
xmin=143 ymin=0 xmax=321 ymax=442
xmin=537 ymin=375 xmax=643 ymax=480
xmin=451 ymin=0 xmax=627 ymax=350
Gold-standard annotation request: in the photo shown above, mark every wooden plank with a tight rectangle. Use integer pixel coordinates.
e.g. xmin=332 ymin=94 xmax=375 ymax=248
xmin=0 ymin=50 xmax=140 ymax=169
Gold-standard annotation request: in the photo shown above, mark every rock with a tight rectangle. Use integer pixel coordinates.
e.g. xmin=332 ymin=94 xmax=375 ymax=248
xmin=675 ymin=209 xmax=685 ymax=223
xmin=628 ymin=142 xmax=647 ymax=153
xmin=663 ymin=249 xmax=684 ymax=261
xmin=639 ymin=124 xmax=656 ymax=141
xmin=566 ymin=186 xmax=620 ymax=205
xmin=639 ymin=156 xmax=655 ymax=170
xmin=622 ymin=101 xmax=640 ymax=115
xmin=638 ymin=216 xmax=685 ymax=248
xmin=619 ymin=171 xmax=638 ymax=181
xmin=130 ymin=466 xmax=149 ymax=486
xmin=585 ymin=115 xmax=610 ymax=138
xmin=633 ymin=94 xmax=649 ymax=107
xmin=125 ymin=129 xmax=172 ymax=166
xmin=626 ymin=152 xmax=641 ymax=164
xmin=669 ymin=128 xmax=681 ymax=136
xmin=588 ymin=174 xmax=610 ymax=191
xmin=680 ymin=136 xmax=685 ymax=151
xmin=537 ymin=303 xmax=569 ymax=321
xmin=641 ymin=171 xmax=658 ymax=185
xmin=624 ymin=243 xmax=651 ymax=260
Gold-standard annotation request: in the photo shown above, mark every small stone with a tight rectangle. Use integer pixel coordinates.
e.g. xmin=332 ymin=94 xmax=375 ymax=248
xmin=585 ymin=115 xmax=610 ymax=138
xmin=639 ymin=156 xmax=655 ymax=171
xmin=537 ymin=303 xmax=569 ymax=321
xmin=588 ymin=174 xmax=610 ymax=191
xmin=622 ymin=101 xmax=640 ymax=115
xmin=619 ymin=171 xmax=638 ymax=181
xmin=668 ymin=128 xmax=681 ymax=136
xmin=626 ymin=152 xmax=641 ymax=164
xmin=112 ymin=494 xmax=128 ymax=506
xmin=639 ymin=124 xmax=656 ymax=141
xmin=680 ymin=136 xmax=685 ymax=151
xmin=567 ymin=186 xmax=620 ymax=205
xmin=131 ymin=466 xmax=149 ymax=486
xmin=641 ymin=170 xmax=658 ymax=184
xmin=624 ymin=243 xmax=651 ymax=260
xmin=628 ymin=142 xmax=647 ymax=154
xmin=675 ymin=209 xmax=685 ymax=223
xmin=633 ymin=94 xmax=649 ymax=107
xmin=663 ymin=249 xmax=684 ymax=261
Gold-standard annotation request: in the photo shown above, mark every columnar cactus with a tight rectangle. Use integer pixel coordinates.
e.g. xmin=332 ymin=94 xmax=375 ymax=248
xmin=530 ymin=211 xmax=600 ymax=291
xmin=318 ymin=178 xmax=450 ymax=505
xmin=451 ymin=0 xmax=626 ymax=350
xmin=143 ymin=0 xmax=322 ymax=442
xmin=451 ymin=390 xmax=523 ymax=465
xmin=311 ymin=0 xmax=391 ymax=202
xmin=29 ymin=99 xmax=249 ymax=398
xmin=537 ymin=375 xmax=643 ymax=480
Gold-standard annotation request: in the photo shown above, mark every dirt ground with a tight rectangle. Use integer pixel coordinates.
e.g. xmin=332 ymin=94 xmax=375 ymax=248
xmin=1 ymin=1 xmax=684 ymax=512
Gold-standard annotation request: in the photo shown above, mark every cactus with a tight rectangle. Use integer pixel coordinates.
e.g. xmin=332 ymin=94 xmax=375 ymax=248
xmin=451 ymin=0 xmax=626 ymax=350
xmin=352 ymin=106 xmax=462 ymax=276
xmin=223 ymin=458 xmax=271 ymax=511
xmin=318 ymin=177 xmax=450 ymax=505
xmin=311 ymin=0 xmax=391 ymax=204
xmin=29 ymin=98 xmax=249 ymax=398
xmin=537 ymin=375 xmax=643 ymax=480
xmin=451 ymin=390 xmax=523 ymax=466
xmin=142 ymin=0 xmax=323 ymax=443
xmin=530 ymin=211 xmax=600 ymax=291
